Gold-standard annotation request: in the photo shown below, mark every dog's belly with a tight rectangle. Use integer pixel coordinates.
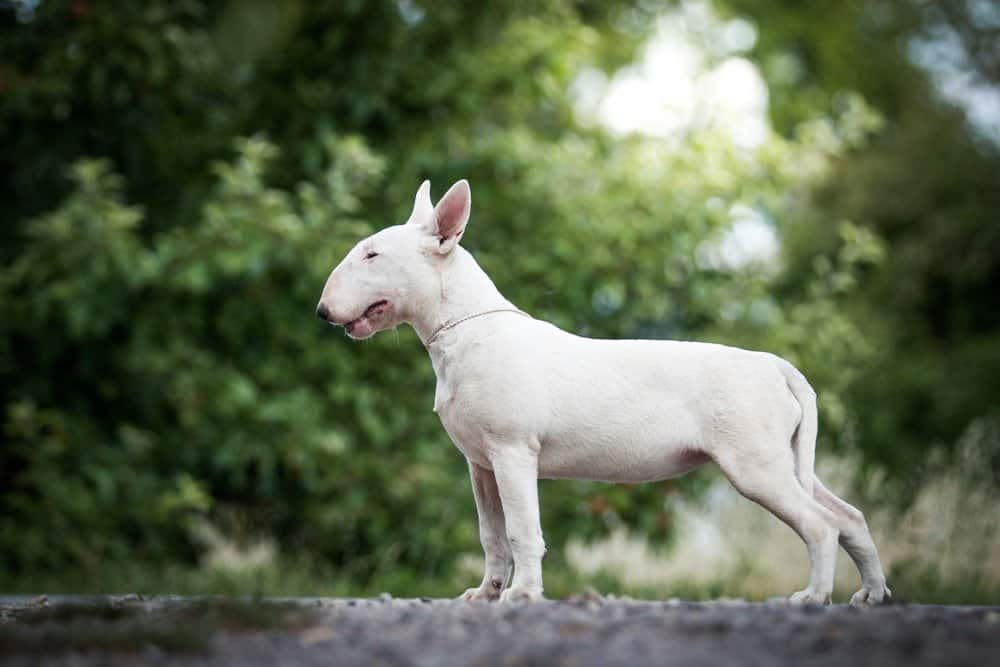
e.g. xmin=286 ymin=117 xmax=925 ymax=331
xmin=537 ymin=439 xmax=710 ymax=483
xmin=536 ymin=394 xmax=710 ymax=483
xmin=528 ymin=338 xmax=731 ymax=482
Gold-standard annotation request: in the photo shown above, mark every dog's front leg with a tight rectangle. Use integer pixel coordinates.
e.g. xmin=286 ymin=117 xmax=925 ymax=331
xmin=491 ymin=446 xmax=545 ymax=602
xmin=460 ymin=460 xmax=512 ymax=601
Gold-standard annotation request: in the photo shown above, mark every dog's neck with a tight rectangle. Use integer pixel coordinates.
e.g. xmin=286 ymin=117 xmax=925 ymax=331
xmin=407 ymin=246 xmax=515 ymax=347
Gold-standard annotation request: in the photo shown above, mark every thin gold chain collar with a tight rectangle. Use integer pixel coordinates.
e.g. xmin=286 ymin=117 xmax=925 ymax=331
xmin=425 ymin=308 xmax=531 ymax=346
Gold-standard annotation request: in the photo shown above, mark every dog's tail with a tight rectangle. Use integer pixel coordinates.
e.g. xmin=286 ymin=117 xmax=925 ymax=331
xmin=777 ymin=357 xmax=817 ymax=496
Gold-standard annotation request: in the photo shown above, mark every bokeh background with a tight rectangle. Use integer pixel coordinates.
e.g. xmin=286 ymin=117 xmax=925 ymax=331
xmin=2 ymin=0 xmax=998 ymax=603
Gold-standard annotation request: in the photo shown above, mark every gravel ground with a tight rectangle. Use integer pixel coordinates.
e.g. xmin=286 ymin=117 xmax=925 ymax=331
xmin=1 ymin=594 xmax=998 ymax=666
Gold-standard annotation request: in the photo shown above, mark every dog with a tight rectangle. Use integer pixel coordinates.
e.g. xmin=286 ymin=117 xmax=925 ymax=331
xmin=316 ymin=179 xmax=890 ymax=604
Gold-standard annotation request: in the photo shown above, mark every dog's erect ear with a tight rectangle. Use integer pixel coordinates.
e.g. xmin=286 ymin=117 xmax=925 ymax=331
xmin=407 ymin=180 xmax=434 ymax=226
xmin=431 ymin=179 xmax=471 ymax=254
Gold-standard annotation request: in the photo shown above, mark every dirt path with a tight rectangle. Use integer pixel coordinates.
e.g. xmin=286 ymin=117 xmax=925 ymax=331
xmin=2 ymin=595 xmax=998 ymax=666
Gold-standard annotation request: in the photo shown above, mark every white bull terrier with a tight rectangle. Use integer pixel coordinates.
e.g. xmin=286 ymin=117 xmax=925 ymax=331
xmin=316 ymin=179 xmax=891 ymax=605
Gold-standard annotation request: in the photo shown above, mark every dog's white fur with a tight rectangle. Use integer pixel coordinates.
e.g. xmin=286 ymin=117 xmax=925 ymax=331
xmin=318 ymin=180 xmax=890 ymax=605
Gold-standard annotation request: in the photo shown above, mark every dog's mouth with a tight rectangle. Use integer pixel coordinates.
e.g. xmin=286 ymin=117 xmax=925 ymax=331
xmin=343 ymin=300 xmax=390 ymax=337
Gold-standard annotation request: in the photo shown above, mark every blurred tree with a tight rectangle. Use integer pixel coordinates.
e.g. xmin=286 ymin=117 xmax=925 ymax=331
xmin=0 ymin=0 xmax=694 ymax=581
xmin=717 ymin=0 xmax=1000 ymax=493
xmin=1 ymin=0 xmax=994 ymax=592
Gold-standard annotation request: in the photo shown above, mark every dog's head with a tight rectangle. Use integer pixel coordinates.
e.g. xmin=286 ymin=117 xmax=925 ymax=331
xmin=316 ymin=179 xmax=471 ymax=339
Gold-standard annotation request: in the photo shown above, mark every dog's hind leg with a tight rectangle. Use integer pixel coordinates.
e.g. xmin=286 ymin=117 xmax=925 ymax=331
xmin=714 ymin=445 xmax=840 ymax=603
xmin=812 ymin=478 xmax=891 ymax=605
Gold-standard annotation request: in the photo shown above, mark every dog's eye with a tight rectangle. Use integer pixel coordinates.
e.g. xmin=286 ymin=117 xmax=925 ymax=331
xmin=364 ymin=251 xmax=379 ymax=260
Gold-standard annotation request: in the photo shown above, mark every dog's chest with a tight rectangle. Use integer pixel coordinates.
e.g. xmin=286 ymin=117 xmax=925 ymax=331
xmin=432 ymin=378 xmax=452 ymax=415
xmin=429 ymin=347 xmax=455 ymax=415
xmin=430 ymin=349 xmax=493 ymax=467
xmin=433 ymin=381 xmax=493 ymax=467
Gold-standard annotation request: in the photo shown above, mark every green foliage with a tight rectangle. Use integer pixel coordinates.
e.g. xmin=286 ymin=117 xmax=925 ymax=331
xmin=2 ymin=134 xmax=473 ymax=579
xmin=1 ymin=0 xmax=996 ymax=600
xmin=737 ymin=0 xmax=1000 ymax=493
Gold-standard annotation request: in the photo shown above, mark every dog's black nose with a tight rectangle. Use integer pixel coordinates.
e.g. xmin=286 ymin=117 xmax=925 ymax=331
xmin=316 ymin=303 xmax=330 ymax=321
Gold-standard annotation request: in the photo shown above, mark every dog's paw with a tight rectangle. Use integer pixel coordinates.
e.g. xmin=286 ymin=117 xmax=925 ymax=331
xmin=499 ymin=585 xmax=544 ymax=603
xmin=459 ymin=586 xmax=501 ymax=602
xmin=788 ymin=588 xmax=832 ymax=605
xmin=850 ymin=583 xmax=891 ymax=606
